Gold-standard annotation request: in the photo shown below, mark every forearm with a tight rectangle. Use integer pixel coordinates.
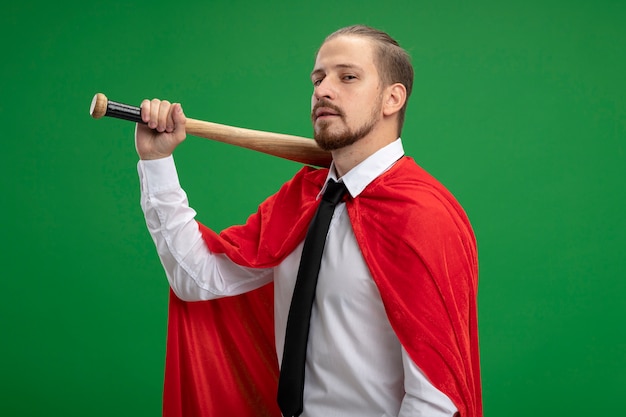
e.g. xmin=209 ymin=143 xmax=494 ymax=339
xmin=138 ymin=156 xmax=272 ymax=301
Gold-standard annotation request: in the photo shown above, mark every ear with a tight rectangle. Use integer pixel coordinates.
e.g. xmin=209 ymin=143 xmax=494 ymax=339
xmin=382 ymin=83 xmax=407 ymax=117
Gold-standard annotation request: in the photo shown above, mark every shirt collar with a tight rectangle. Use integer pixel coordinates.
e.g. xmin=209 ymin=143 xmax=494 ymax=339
xmin=320 ymin=138 xmax=405 ymax=199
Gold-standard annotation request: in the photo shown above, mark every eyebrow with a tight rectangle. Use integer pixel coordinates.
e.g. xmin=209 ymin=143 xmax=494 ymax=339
xmin=311 ymin=63 xmax=365 ymax=78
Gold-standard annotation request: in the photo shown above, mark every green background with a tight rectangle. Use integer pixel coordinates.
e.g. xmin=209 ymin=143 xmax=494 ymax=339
xmin=2 ymin=0 xmax=624 ymax=415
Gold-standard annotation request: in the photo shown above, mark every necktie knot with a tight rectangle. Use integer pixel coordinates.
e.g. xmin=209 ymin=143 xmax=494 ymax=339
xmin=322 ymin=179 xmax=347 ymax=205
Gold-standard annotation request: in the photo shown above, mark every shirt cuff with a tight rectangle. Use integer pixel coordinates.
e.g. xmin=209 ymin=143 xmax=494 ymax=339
xmin=137 ymin=155 xmax=181 ymax=195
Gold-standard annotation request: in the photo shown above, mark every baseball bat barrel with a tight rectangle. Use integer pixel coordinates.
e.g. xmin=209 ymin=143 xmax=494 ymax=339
xmin=90 ymin=93 xmax=332 ymax=167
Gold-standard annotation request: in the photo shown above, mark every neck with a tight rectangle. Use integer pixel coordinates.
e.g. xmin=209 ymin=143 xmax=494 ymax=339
xmin=331 ymin=125 xmax=398 ymax=177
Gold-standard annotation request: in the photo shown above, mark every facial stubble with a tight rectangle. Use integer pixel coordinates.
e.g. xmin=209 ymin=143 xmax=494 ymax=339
xmin=312 ymin=96 xmax=383 ymax=151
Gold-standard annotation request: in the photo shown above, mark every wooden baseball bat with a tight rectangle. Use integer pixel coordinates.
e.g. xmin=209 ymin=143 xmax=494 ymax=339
xmin=90 ymin=93 xmax=332 ymax=167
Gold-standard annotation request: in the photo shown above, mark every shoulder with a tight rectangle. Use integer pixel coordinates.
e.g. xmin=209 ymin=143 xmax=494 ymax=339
xmin=365 ymin=157 xmax=461 ymax=211
xmin=356 ymin=157 xmax=474 ymax=240
xmin=273 ymin=165 xmax=328 ymax=200
xmin=257 ymin=165 xmax=328 ymax=213
xmin=286 ymin=165 xmax=328 ymax=190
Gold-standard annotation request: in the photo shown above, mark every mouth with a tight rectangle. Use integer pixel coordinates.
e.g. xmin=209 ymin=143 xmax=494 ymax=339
xmin=313 ymin=107 xmax=341 ymax=122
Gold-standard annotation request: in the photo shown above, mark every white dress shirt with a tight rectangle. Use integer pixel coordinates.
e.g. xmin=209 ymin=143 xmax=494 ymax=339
xmin=138 ymin=139 xmax=457 ymax=417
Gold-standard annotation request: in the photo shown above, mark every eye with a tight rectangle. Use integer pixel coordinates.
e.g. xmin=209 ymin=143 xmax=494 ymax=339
xmin=313 ymin=78 xmax=323 ymax=86
xmin=342 ymin=74 xmax=357 ymax=81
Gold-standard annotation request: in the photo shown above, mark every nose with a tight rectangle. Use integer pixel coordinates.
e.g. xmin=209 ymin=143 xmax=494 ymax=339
xmin=313 ymin=77 xmax=335 ymax=101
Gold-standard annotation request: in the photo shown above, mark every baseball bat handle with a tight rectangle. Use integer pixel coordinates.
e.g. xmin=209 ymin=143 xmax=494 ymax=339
xmin=89 ymin=93 xmax=332 ymax=167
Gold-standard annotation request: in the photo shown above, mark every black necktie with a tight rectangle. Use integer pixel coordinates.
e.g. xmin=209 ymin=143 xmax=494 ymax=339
xmin=277 ymin=179 xmax=348 ymax=417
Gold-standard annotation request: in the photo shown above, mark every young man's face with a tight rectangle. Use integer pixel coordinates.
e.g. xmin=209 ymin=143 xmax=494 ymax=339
xmin=310 ymin=35 xmax=384 ymax=151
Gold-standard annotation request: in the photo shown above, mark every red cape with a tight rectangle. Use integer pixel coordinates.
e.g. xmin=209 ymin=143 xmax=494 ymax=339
xmin=162 ymin=157 xmax=482 ymax=417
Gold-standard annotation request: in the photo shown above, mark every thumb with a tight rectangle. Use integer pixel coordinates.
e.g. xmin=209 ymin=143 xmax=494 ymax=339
xmin=171 ymin=103 xmax=187 ymax=141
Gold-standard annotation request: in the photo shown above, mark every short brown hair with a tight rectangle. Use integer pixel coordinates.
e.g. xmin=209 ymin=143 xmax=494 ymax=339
xmin=323 ymin=25 xmax=414 ymax=135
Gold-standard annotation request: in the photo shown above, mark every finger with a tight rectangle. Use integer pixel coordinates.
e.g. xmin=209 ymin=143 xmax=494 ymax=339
xmin=149 ymin=98 xmax=161 ymax=129
xmin=140 ymin=99 xmax=151 ymax=124
xmin=157 ymin=100 xmax=171 ymax=132
xmin=165 ymin=103 xmax=176 ymax=133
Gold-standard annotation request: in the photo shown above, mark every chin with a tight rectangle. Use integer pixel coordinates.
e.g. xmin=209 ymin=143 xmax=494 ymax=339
xmin=314 ymin=120 xmax=375 ymax=151
xmin=314 ymin=132 xmax=361 ymax=151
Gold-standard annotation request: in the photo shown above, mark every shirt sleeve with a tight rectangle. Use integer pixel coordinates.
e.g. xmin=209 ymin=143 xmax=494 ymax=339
xmin=137 ymin=156 xmax=273 ymax=301
xmin=398 ymin=347 xmax=459 ymax=417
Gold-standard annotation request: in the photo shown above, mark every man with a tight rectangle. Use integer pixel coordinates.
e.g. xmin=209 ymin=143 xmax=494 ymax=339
xmin=136 ymin=25 xmax=482 ymax=417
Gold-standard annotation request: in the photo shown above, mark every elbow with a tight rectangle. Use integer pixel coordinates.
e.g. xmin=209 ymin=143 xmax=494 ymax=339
xmin=169 ymin=285 xmax=200 ymax=302
xmin=166 ymin=269 xmax=221 ymax=302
